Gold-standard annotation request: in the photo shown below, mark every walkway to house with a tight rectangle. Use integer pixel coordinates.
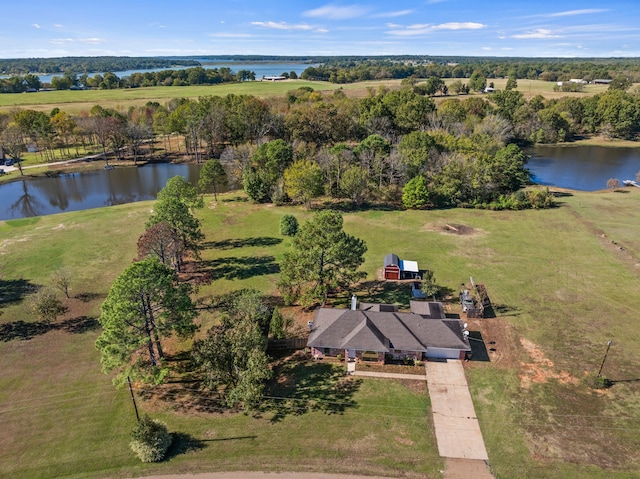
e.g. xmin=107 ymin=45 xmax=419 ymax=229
xmin=426 ymin=361 xmax=494 ymax=478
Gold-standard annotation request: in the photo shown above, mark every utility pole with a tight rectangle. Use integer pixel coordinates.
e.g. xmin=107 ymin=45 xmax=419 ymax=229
xmin=597 ymin=340 xmax=613 ymax=377
xmin=127 ymin=376 xmax=140 ymax=422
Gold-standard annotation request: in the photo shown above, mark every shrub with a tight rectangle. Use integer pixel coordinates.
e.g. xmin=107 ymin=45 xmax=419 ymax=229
xmin=279 ymin=214 xmax=299 ymax=236
xmin=29 ymin=289 xmax=66 ymax=325
xmin=582 ymin=372 xmax=612 ymax=390
xmin=336 ymin=353 xmax=343 ymax=361
xmin=130 ymin=415 xmax=173 ymax=463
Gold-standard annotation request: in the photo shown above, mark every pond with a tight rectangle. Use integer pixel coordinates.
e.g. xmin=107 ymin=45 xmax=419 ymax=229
xmin=0 ymin=144 xmax=639 ymax=220
xmin=528 ymin=145 xmax=640 ymax=191
xmin=0 ymin=163 xmax=205 ymax=221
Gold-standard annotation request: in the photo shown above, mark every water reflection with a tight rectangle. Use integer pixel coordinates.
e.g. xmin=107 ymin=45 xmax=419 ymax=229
xmin=528 ymin=145 xmax=640 ymax=191
xmin=0 ymin=163 xmax=203 ymax=220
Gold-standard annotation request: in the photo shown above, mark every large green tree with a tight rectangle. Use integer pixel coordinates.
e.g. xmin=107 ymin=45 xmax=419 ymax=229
xmin=191 ymin=290 xmax=272 ymax=410
xmin=96 ymin=258 xmax=197 ymax=386
xmin=277 ymin=210 xmax=367 ymax=306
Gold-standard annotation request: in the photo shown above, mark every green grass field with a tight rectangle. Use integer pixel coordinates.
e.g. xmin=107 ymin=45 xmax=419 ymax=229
xmin=0 ymin=77 xmax=618 ymax=115
xmin=2 ymin=187 xmax=640 ymax=478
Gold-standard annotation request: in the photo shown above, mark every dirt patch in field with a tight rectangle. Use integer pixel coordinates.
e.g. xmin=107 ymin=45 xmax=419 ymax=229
xmin=422 ymin=222 xmax=483 ymax=237
xmin=519 ymin=338 xmax=579 ymax=389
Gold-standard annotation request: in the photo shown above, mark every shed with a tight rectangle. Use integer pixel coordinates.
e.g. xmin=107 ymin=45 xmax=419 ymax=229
xmin=383 ymin=253 xmax=401 ymax=280
xmin=399 ymin=259 xmax=419 ymax=279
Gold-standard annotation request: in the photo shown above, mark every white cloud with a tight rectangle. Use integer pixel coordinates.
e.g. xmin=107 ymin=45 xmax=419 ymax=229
xmin=32 ymin=23 xmax=41 ymax=29
xmin=303 ymin=4 xmax=369 ymax=20
xmin=432 ymin=22 xmax=485 ymax=31
xmin=547 ymin=9 xmax=608 ymax=18
xmin=54 ymin=24 xmax=62 ymax=28
xmin=386 ymin=22 xmax=486 ymax=36
xmin=512 ymin=29 xmax=561 ymax=39
xmin=371 ymin=10 xmax=413 ymax=19
xmin=50 ymin=37 xmax=105 ymax=45
xmin=251 ymin=21 xmax=313 ymax=31
xmin=481 ymin=47 xmax=492 ymax=50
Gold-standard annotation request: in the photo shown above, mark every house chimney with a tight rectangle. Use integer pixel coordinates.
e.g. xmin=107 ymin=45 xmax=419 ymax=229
xmin=351 ymin=294 xmax=357 ymax=310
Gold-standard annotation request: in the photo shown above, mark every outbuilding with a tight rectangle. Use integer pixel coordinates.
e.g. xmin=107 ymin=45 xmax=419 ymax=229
xmin=383 ymin=253 xmax=401 ymax=280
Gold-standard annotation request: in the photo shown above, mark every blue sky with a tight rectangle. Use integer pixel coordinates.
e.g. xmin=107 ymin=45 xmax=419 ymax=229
xmin=3 ymin=0 xmax=640 ymax=58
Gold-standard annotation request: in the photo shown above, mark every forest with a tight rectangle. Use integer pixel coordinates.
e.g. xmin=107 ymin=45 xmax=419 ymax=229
xmin=0 ymin=56 xmax=199 ymax=75
xmin=2 ymin=78 xmax=639 ymax=209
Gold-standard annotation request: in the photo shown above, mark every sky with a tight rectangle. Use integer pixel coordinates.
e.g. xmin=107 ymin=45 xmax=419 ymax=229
xmin=3 ymin=0 xmax=640 ymax=59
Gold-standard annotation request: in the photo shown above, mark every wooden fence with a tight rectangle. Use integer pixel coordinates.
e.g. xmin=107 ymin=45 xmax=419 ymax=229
xmin=267 ymin=337 xmax=308 ymax=351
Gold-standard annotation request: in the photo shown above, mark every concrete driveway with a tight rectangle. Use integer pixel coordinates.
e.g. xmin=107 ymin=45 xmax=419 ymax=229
xmin=426 ymin=360 xmax=489 ymax=461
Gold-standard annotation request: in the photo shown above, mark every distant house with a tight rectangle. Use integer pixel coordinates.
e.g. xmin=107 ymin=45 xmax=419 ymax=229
xmin=262 ymin=76 xmax=286 ymax=81
xmin=593 ymin=79 xmax=612 ymax=85
xmin=383 ymin=253 xmax=420 ymax=280
xmin=307 ymin=301 xmax=471 ymax=362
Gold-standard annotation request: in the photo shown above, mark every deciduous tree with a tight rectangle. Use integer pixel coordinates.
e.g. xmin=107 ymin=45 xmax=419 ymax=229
xmin=191 ymin=290 xmax=272 ymax=410
xmin=283 ymin=159 xmax=325 ymax=207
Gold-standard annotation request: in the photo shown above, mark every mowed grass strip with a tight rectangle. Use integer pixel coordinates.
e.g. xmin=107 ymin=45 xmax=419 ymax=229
xmin=1 ymin=189 xmax=640 ymax=478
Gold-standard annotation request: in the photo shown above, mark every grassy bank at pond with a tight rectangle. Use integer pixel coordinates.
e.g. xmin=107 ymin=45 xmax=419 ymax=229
xmin=2 ymin=188 xmax=640 ymax=478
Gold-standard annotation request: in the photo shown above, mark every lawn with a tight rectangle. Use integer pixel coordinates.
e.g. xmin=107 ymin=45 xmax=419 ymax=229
xmin=2 ymin=188 xmax=640 ymax=478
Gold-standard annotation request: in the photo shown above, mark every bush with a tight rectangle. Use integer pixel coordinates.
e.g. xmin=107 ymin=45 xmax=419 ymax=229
xmin=279 ymin=214 xmax=299 ymax=236
xmin=130 ymin=415 xmax=173 ymax=463
xmin=582 ymin=372 xmax=612 ymax=390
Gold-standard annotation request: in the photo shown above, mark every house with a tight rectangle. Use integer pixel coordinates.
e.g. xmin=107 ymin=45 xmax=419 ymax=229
xmin=383 ymin=253 xmax=420 ymax=280
xmin=307 ymin=301 xmax=471 ymax=363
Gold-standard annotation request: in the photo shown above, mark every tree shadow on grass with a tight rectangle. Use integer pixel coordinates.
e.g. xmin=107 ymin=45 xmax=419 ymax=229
xmin=0 ymin=314 xmax=98 ymax=342
xmin=74 ymin=292 xmax=105 ymax=303
xmin=0 ymin=278 xmax=38 ymax=306
xmin=203 ymin=237 xmax=282 ymax=250
xmin=263 ymin=359 xmax=361 ymax=422
xmin=313 ymin=200 xmax=403 ymax=213
xmin=58 ymin=315 xmax=99 ymax=333
xmin=199 ymin=255 xmax=280 ymax=281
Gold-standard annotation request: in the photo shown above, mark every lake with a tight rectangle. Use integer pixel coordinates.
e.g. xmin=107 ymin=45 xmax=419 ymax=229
xmin=528 ymin=145 xmax=640 ymax=191
xmin=4 ymin=62 xmax=318 ymax=85
xmin=0 ymin=145 xmax=639 ymax=220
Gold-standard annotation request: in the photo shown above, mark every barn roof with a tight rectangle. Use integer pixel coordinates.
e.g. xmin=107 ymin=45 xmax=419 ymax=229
xmin=384 ymin=253 xmax=400 ymax=267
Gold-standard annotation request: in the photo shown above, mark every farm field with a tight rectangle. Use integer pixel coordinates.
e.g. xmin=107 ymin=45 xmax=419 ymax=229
xmin=0 ymin=77 xmax=615 ymax=114
xmin=1 ymin=187 xmax=640 ymax=478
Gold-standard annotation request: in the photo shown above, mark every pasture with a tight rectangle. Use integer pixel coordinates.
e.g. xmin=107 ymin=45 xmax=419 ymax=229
xmin=1 ymin=187 xmax=640 ymax=478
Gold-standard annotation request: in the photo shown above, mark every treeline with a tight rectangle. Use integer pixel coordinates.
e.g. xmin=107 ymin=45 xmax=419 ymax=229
xmin=301 ymin=57 xmax=640 ymax=84
xmin=0 ymin=56 xmax=199 ymax=75
xmin=5 ymin=82 xmax=640 ymax=208
xmin=0 ymin=66 xmax=255 ymax=93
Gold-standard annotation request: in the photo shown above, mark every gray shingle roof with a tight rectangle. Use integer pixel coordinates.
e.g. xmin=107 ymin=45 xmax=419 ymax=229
xmin=308 ymin=306 xmax=470 ymax=352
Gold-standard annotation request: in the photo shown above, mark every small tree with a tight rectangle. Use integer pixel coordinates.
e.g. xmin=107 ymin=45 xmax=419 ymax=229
xmin=421 ymin=270 xmax=439 ymax=300
xmin=198 ymin=158 xmax=228 ymax=201
xmin=50 ymin=268 xmax=72 ymax=299
xmin=402 ymin=175 xmax=431 ymax=209
xmin=130 ymin=415 xmax=173 ymax=463
xmin=279 ymin=214 xmax=299 ymax=236
xmin=606 ymin=178 xmax=620 ymax=192
xmin=29 ymin=289 xmax=66 ymax=326
xmin=269 ymin=308 xmax=293 ymax=340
